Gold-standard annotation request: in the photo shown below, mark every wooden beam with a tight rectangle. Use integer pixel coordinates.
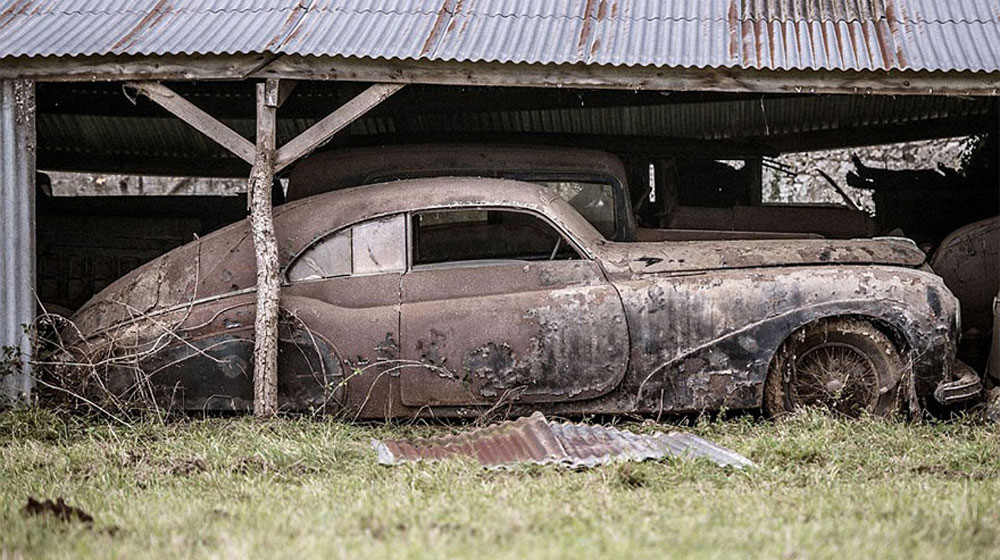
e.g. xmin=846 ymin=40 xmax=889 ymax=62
xmin=0 ymin=54 xmax=270 ymax=82
xmin=274 ymin=83 xmax=404 ymax=171
xmin=255 ymin=55 xmax=1000 ymax=97
xmin=275 ymin=79 xmax=297 ymax=108
xmin=3 ymin=53 xmax=998 ymax=97
xmin=127 ymin=82 xmax=256 ymax=164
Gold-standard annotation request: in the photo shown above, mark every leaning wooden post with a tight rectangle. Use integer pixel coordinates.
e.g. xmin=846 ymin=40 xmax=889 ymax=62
xmin=250 ymin=79 xmax=280 ymax=417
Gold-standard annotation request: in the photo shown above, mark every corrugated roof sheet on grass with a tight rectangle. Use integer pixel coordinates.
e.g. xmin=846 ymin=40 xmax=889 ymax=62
xmin=373 ymin=411 xmax=755 ymax=469
xmin=0 ymin=0 xmax=998 ymax=73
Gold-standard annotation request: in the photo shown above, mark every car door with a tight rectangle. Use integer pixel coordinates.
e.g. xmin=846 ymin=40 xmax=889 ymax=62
xmin=281 ymin=214 xmax=406 ymax=415
xmin=399 ymin=207 xmax=629 ymax=407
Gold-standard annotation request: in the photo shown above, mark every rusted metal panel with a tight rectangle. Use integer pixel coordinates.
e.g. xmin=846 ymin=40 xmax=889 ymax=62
xmin=399 ymin=260 xmax=628 ymax=406
xmin=0 ymin=79 xmax=35 ymax=404
xmin=0 ymin=1 xmax=998 ymax=74
xmin=373 ymin=411 xmax=755 ymax=468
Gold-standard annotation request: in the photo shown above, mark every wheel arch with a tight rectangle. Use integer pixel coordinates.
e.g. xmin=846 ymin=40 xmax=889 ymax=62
xmin=762 ymin=313 xmax=915 ymax=417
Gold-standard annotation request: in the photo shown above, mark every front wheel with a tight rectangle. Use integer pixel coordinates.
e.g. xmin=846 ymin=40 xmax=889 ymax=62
xmin=764 ymin=318 xmax=906 ymax=418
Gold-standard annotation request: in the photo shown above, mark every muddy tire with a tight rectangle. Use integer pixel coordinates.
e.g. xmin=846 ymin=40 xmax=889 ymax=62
xmin=764 ymin=318 xmax=905 ymax=418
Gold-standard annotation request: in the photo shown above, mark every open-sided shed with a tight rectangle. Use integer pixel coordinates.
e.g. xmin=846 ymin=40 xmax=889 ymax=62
xmin=2 ymin=0 xmax=999 ymax=404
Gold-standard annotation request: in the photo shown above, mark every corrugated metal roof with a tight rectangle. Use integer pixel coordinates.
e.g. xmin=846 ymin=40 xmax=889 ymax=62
xmin=0 ymin=0 xmax=998 ymax=73
xmin=373 ymin=411 xmax=755 ymax=469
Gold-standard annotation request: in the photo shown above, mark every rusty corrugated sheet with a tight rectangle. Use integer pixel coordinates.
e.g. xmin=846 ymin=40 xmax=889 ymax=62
xmin=373 ymin=411 xmax=755 ymax=468
xmin=0 ymin=0 xmax=997 ymax=73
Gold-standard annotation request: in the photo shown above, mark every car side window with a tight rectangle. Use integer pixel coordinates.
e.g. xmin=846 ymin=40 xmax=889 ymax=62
xmin=288 ymin=215 xmax=405 ymax=281
xmin=412 ymin=208 xmax=580 ymax=268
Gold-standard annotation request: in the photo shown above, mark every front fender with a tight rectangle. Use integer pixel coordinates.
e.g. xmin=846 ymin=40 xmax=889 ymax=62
xmin=612 ymin=265 xmax=958 ymax=414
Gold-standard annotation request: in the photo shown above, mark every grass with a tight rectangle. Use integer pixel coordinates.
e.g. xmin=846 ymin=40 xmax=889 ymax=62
xmin=1 ymin=408 xmax=998 ymax=559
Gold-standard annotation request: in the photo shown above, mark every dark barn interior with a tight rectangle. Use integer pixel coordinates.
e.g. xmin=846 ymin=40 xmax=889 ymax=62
xmin=32 ymin=82 xmax=999 ymax=313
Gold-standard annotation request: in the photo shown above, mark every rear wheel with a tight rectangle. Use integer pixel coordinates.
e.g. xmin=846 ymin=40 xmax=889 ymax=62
xmin=764 ymin=318 xmax=905 ymax=418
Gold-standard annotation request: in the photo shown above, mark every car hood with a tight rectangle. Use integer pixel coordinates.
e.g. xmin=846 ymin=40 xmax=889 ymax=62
xmin=594 ymin=237 xmax=926 ymax=276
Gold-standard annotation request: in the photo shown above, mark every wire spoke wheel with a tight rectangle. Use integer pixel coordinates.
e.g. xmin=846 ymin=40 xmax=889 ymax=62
xmin=789 ymin=342 xmax=880 ymax=415
xmin=765 ymin=318 xmax=906 ymax=419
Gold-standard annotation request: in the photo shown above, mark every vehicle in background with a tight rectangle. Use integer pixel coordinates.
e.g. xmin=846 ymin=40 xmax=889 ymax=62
xmin=930 ymin=216 xmax=1000 ymax=376
xmin=288 ymin=144 xmax=870 ymax=242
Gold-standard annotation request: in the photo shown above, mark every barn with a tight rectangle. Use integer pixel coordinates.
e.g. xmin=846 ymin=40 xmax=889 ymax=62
xmin=1 ymin=1 xmax=998 ymax=406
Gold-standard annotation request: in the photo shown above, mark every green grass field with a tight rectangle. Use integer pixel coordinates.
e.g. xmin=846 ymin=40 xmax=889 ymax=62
xmin=1 ymin=408 xmax=998 ymax=559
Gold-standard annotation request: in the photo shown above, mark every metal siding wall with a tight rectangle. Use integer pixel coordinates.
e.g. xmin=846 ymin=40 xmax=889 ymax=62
xmin=0 ymin=79 xmax=35 ymax=404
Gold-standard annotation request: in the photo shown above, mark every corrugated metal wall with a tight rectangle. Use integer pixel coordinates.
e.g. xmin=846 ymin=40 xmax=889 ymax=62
xmin=0 ymin=79 xmax=36 ymax=404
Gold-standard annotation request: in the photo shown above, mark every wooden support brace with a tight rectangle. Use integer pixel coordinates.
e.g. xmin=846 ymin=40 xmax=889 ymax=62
xmin=274 ymin=83 xmax=404 ymax=172
xmin=127 ymin=82 xmax=256 ymax=165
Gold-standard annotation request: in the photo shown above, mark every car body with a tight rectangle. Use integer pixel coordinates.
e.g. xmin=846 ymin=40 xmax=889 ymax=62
xmin=62 ymin=177 xmax=966 ymax=418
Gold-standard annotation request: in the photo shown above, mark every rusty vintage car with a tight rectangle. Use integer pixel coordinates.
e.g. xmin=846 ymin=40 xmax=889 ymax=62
xmin=61 ymin=177 xmax=978 ymax=418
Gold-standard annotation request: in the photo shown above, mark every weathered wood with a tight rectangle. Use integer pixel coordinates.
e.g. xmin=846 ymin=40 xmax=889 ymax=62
xmin=127 ymin=82 xmax=256 ymax=164
xmin=3 ymin=52 xmax=998 ymax=97
xmin=0 ymin=53 xmax=269 ymax=82
xmin=249 ymin=79 xmax=280 ymax=418
xmin=254 ymin=55 xmax=1000 ymax=97
xmin=275 ymin=79 xmax=298 ymax=108
xmin=274 ymin=83 xmax=404 ymax=171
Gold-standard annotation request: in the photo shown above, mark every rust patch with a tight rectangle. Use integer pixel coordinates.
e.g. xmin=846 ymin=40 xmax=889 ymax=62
xmin=590 ymin=38 xmax=601 ymax=57
xmin=265 ymin=0 xmax=311 ymax=50
xmin=375 ymin=332 xmax=399 ymax=363
xmin=416 ymin=329 xmax=448 ymax=367
xmin=596 ymin=0 xmax=608 ymax=21
xmin=577 ymin=0 xmax=597 ymax=57
xmin=727 ymin=0 xmax=740 ymax=61
xmin=884 ymin=0 xmax=908 ymax=68
xmin=111 ymin=0 xmax=172 ymax=52
xmin=0 ymin=0 xmax=33 ymax=33
xmin=420 ymin=0 xmax=457 ymax=57
xmin=463 ymin=341 xmax=521 ymax=397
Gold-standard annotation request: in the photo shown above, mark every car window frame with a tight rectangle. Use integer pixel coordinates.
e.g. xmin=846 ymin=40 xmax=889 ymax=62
xmin=406 ymin=205 xmax=589 ymax=272
xmin=283 ymin=212 xmax=407 ymax=284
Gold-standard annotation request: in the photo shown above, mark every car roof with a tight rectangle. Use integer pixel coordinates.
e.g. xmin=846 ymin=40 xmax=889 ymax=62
xmin=276 ymin=176 xmax=604 ymax=252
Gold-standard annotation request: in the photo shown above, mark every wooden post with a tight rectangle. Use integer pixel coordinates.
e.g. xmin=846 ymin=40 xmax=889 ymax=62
xmin=250 ymin=79 xmax=280 ymax=417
